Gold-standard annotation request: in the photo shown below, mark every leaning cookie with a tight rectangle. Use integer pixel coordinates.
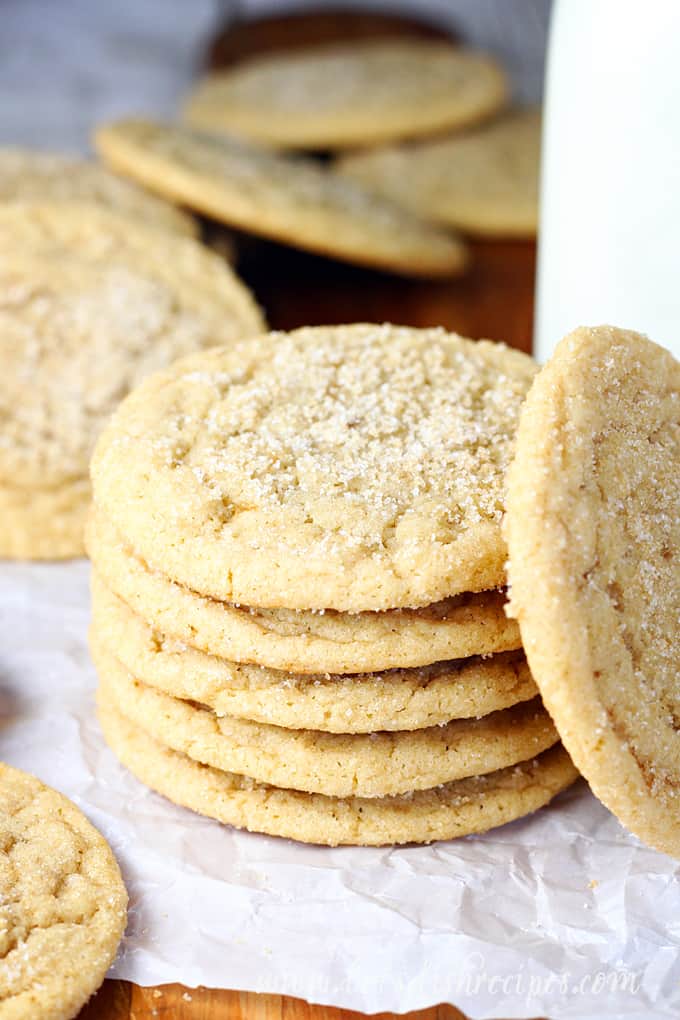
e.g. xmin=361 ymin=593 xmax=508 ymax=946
xmin=0 ymin=763 xmax=127 ymax=1019
xmin=505 ymin=325 xmax=680 ymax=858
xmin=94 ymin=119 xmax=468 ymax=278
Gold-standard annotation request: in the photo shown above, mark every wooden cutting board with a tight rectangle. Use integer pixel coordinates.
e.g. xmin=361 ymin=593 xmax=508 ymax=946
xmin=80 ymin=9 xmax=536 ymax=1019
xmin=80 ymin=983 xmax=479 ymax=1019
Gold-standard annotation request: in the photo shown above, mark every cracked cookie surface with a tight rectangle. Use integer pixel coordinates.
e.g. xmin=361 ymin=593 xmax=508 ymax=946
xmin=91 ymin=324 xmax=536 ymax=611
xmin=0 ymin=763 xmax=127 ymax=1020
xmin=505 ymin=325 xmax=680 ymax=857
xmin=98 ymin=695 xmax=577 ymax=846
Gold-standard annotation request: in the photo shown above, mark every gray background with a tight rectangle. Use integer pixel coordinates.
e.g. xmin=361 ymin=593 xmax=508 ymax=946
xmin=0 ymin=0 xmax=551 ymax=153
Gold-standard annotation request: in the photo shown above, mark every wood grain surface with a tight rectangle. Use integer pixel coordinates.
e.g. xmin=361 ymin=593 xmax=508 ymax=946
xmin=79 ymin=984 xmax=478 ymax=1020
xmin=236 ymin=235 xmax=535 ymax=353
xmin=76 ymin=9 xmax=537 ymax=1019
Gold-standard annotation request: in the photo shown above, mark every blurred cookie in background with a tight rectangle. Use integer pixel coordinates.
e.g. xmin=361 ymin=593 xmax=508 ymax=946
xmin=337 ymin=108 xmax=541 ymax=239
xmin=184 ymin=39 xmax=508 ymax=150
xmin=0 ymin=201 xmax=264 ymax=560
xmin=95 ymin=119 xmax=468 ymax=278
xmin=0 ymin=146 xmax=196 ymax=236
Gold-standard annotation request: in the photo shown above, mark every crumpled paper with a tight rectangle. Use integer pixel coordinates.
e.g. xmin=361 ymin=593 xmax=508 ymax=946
xmin=1 ymin=560 xmax=678 ymax=1019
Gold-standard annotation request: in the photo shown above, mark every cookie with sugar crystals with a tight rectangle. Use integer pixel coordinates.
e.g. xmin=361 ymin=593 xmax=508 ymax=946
xmin=91 ymin=324 xmax=536 ymax=612
xmin=0 ymin=202 xmax=264 ymax=559
xmin=505 ymin=325 xmax=680 ymax=857
xmin=337 ymin=108 xmax=541 ymax=239
xmin=94 ymin=635 xmax=557 ymax=798
xmin=0 ymin=145 xmax=196 ymax=236
xmin=94 ymin=119 xmax=467 ymax=278
xmin=0 ymin=763 xmax=127 ymax=1019
xmin=91 ymin=572 xmax=536 ymax=733
xmin=99 ymin=694 xmax=578 ymax=847
xmin=87 ymin=510 xmax=522 ymax=674
xmin=182 ymin=40 xmax=507 ymax=150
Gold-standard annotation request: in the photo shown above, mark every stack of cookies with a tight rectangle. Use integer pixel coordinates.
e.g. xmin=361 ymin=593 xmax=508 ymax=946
xmin=87 ymin=324 xmax=577 ymax=846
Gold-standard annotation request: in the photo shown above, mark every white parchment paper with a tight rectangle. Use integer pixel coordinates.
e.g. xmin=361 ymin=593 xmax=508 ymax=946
xmin=0 ymin=560 xmax=678 ymax=1019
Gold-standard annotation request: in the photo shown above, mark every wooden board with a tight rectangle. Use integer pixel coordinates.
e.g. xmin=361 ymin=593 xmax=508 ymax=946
xmin=79 ymin=9 xmax=537 ymax=1019
xmin=79 ymin=984 xmax=474 ymax=1020
xmin=236 ymin=235 xmax=535 ymax=352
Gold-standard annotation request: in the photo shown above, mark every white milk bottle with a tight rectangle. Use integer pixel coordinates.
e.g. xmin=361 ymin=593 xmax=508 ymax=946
xmin=535 ymin=0 xmax=680 ymax=360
